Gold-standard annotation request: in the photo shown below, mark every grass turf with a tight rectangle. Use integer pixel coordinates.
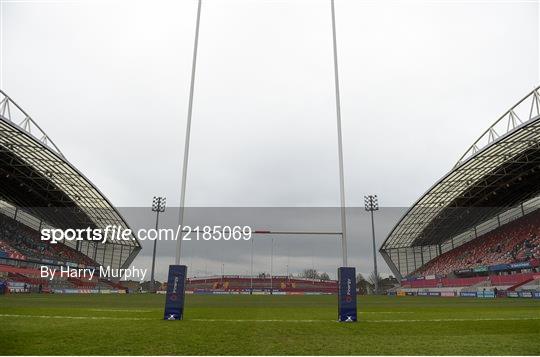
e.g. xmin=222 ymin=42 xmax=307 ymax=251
xmin=0 ymin=293 xmax=539 ymax=355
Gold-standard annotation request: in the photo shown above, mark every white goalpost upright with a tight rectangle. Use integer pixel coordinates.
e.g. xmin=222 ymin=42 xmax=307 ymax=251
xmin=175 ymin=0 xmax=202 ymax=266
xmin=163 ymin=0 xmax=202 ymax=321
xmin=330 ymin=0 xmax=348 ymax=268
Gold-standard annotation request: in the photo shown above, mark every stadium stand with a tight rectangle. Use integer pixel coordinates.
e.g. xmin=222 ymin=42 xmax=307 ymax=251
xmin=186 ymin=276 xmax=337 ymax=294
xmin=0 ymin=213 xmax=97 ymax=266
xmin=413 ymin=210 xmax=540 ymax=277
xmin=0 ymin=264 xmax=120 ymax=292
xmin=400 ymin=272 xmax=539 ymax=289
xmin=0 ymin=239 xmax=25 ymax=260
xmin=381 ymin=87 xmax=540 ymax=297
xmin=0 ymin=90 xmax=141 ymax=293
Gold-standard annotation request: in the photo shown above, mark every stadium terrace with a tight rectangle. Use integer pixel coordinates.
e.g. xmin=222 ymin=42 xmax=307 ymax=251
xmin=0 ymin=89 xmax=141 ymax=293
xmin=381 ymin=87 xmax=540 ymax=297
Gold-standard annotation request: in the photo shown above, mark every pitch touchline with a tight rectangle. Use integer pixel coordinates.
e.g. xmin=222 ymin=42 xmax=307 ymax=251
xmin=367 ymin=317 xmax=540 ymax=323
xmin=1 ymin=314 xmax=539 ymax=323
xmin=358 ymin=311 xmax=414 ymax=314
xmin=0 ymin=314 xmax=151 ymax=321
xmin=87 ymin=309 xmax=153 ymax=313
xmin=190 ymin=317 xmax=540 ymax=323
xmin=190 ymin=319 xmax=326 ymax=322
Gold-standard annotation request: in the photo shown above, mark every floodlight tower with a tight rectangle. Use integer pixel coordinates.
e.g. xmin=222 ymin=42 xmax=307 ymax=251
xmin=151 ymin=196 xmax=166 ymax=292
xmin=250 ymin=237 xmax=254 ymax=293
xmin=270 ymin=237 xmax=274 ymax=293
xmin=364 ymin=194 xmax=379 ymax=294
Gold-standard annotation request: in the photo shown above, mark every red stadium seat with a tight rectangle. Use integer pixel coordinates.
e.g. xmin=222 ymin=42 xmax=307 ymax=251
xmin=412 ymin=210 xmax=540 ymax=277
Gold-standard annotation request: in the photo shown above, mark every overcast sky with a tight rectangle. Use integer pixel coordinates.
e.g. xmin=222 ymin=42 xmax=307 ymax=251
xmin=0 ymin=0 xmax=539 ymax=279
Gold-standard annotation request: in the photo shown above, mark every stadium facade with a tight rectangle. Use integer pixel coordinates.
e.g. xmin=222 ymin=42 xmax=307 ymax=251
xmin=0 ymin=90 xmax=141 ymax=271
xmin=381 ymin=86 xmax=540 ymax=280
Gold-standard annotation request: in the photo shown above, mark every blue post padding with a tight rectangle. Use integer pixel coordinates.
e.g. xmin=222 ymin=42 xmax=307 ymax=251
xmin=163 ymin=265 xmax=187 ymax=320
xmin=338 ymin=267 xmax=357 ymax=322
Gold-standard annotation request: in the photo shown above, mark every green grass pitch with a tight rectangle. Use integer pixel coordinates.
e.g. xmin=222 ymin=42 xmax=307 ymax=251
xmin=0 ymin=293 xmax=539 ymax=355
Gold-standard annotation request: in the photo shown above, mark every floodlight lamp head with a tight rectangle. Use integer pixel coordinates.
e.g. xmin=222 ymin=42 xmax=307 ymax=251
xmin=151 ymin=196 xmax=166 ymax=212
xmin=364 ymin=194 xmax=379 ymax=211
xmin=160 ymin=197 xmax=166 ymax=212
xmin=372 ymin=195 xmax=379 ymax=211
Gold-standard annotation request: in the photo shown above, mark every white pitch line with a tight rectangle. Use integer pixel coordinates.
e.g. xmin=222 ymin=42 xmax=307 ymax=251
xmin=365 ymin=317 xmax=540 ymax=323
xmin=358 ymin=311 xmax=414 ymax=314
xmin=0 ymin=314 xmax=151 ymax=321
xmin=190 ymin=319 xmax=327 ymax=323
xmin=1 ymin=314 xmax=539 ymax=323
xmin=190 ymin=317 xmax=540 ymax=323
xmin=87 ymin=309 xmax=153 ymax=313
